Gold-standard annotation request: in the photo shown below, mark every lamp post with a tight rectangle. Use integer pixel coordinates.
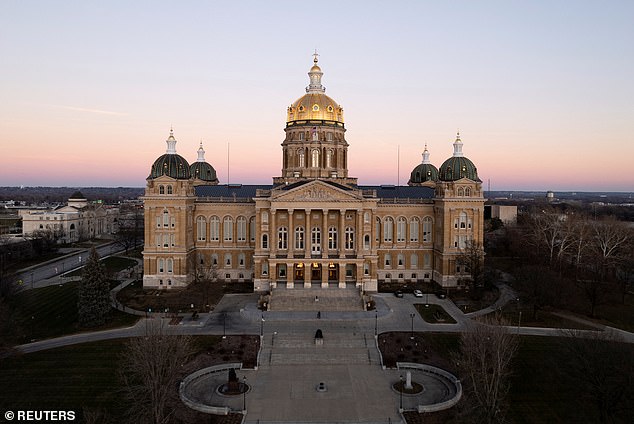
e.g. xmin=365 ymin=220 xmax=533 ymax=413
xmin=222 ymin=312 xmax=227 ymax=339
xmin=409 ymin=312 xmax=415 ymax=340
xmin=260 ymin=313 xmax=265 ymax=337
xmin=399 ymin=374 xmax=403 ymax=412
xmin=374 ymin=311 xmax=378 ymax=337
xmin=425 ymin=290 xmax=429 ymax=307
xmin=242 ymin=376 xmax=247 ymax=412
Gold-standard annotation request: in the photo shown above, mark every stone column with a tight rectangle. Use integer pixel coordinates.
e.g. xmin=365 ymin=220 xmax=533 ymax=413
xmin=305 ymin=209 xmax=311 ymax=259
xmin=286 ymin=262 xmax=294 ymax=289
xmin=322 ymin=209 xmax=328 ymax=259
xmin=270 ymin=262 xmax=277 ymax=287
xmin=338 ymin=261 xmax=346 ymax=288
xmin=304 ymin=261 xmax=311 ymax=288
xmin=355 ymin=210 xmax=362 ymax=256
xmin=321 ymin=262 xmax=329 ymax=288
xmin=270 ymin=210 xmax=277 ymax=258
xmin=288 ymin=209 xmax=294 ymax=258
xmin=339 ymin=209 xmax=345 ymax=258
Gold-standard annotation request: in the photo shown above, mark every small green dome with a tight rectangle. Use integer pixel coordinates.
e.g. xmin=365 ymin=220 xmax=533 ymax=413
xmin=190 ymin=161 xmax=218 ymax=182
xmin=409 ymin=163 xmax=438 ymax=184
xmin=149 ymin=153 xmax=191 ymax=180
xmin=438 ymin=156 xmax=480 ymax=182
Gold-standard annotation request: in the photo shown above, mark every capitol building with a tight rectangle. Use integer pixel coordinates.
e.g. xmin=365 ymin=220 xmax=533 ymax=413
xmin=142 ymin=55 xmax=484 ymax=292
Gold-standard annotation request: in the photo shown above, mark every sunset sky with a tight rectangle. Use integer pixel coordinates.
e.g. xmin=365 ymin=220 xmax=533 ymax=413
xmin=2 ymin=1 xmax=633 ymax=191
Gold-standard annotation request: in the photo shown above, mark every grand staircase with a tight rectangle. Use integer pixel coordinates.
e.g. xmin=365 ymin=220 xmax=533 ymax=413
xmin=268 ymin=287 xmax=364 ymax=312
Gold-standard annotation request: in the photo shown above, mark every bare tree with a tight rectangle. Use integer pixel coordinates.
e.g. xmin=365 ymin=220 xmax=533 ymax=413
xmin=454 ymin=317 xmax=519 ymax=424
xmin=559 ymin=329 xmax=634 ymax=423
xmin=513 ymin=265 xmax=555 ymax=320
xmin=456 ymin=239 xmax=486 ymax=291
xmin=120 ymin=321 xmax=194 ymax=424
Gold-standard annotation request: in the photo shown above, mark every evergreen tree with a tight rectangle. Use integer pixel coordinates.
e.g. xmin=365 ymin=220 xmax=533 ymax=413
xmin=77 ymin=247 xmax=110 ymax=327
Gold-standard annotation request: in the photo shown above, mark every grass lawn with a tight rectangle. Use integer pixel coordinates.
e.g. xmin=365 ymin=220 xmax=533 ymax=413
xmin=414 ymin=303 xmax=457 ymax=324
xmin=0 ymin=336 xmax=257 ymax=423
xmin=593 ymin=293 xmax=634 ymax=332
xmin=488 ymin=305 xmax=596 ymax=330
xmin=64 ymin=255 xmax=138 ymax=277
xmin=8 ymin=281 xmax=138 ymax=344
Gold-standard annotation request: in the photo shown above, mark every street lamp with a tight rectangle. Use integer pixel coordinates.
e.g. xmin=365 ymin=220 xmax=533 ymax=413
xmin=242 ymin=376 xmax=247 ymax=411
xmin=409 ymin=312 xmax=415 ymax=340
xmin=425 ymin=290 xmax=429 ymax=307
xmin=374 ymin=311 xmax=378 ymax=337
xmin=260 ymin=313 xmax=265 ymax=337
xmin=222 ymin=312 xmax=227 ymax=339
xmin=399 ymin=374 xmax=403 ymax=412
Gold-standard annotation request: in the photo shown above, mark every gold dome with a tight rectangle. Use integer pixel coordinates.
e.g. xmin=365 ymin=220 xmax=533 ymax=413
xmin=287 ymin=53 xmax=344 ymax=123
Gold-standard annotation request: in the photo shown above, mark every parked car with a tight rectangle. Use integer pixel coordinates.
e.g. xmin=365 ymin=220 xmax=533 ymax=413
xmin=394 ymin=290 xmax=404 ymax=298
xmin=413 ymin=289 xmax=423 ymax=298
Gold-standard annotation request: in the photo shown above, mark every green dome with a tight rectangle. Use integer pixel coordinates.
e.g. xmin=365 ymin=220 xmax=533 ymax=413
xmin=409 ymin=163 xmax=438 ymax=184
xmin=149 ymin=153 xmax=191 ymax=180
xmin=438 ymin=156 xmax=480 ymax=182
xmin=190 ymin=161 xmax=218 ymax=182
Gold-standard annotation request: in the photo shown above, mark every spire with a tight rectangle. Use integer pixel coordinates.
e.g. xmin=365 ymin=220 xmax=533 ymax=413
xmin=197 ymin=140 xmax=206 ymax=162
xmin=422 ymin=143 xmax=431 ymax=164
xmin=452 ymin=131 xmax=464 ymax=157
xmin=166 ymin=128 xmax=177 ymax=154
xmin=306 ymin=51 xmax=326 ymax=93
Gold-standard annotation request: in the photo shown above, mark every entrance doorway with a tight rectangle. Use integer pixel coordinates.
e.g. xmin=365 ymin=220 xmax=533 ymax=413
xmin=328 ymin=263 xmax=338 ymax=282
xmin=311 ymin=263 xmax=321 ymax=281
xmin=294 ymin=264 xmax=304 ymax=282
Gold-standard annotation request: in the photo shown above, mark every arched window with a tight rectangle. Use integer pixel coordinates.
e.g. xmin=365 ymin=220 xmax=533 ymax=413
xmin=375 ymin=217 xmax=381 ymax=242
xmin=459 ymin=212 xmax=468 ymax=229
xmin=397 ymin=254 xmax=404 ymax=267
xmin=423 ymin=216 xmax=433 ymax=243
xmin=262 ymin=262 xmax=269 ymax=276
xmin=465 ymin=187 xmax=472 ymax=197
xmin=261 ymin=211 xmax=269 ymax=224
xmin=295 ymin=226 xmax=305 ymax=249
xmin=211 ymin=254 xmax=218 ymax=267
xmin=162 ymin=210 xmax=169 ymax=227
xmin=385 ymin=253 xmax=392 ymax=267
xmin=364 ymin=212 xmax=370 ymax=223
xmin=223 ymin=216 xmax=233 ymax=241
xmin=238 ymin=253 xmax=245 ymax=267
xmin=159 ymin=185 xmax=165 ymax=194
xmin=411 ymin=254 xmax=418 ymax=268
xmin=237 ymin=216 xmax=247 ymax=241
xmin=364 ymin=234 xmax=370 ymax=250
xmin=196 ymin=216 xmax=206 ymax=241
xmin=261 ymin=233 xmax=268 ymax=249
xmin=397 ymin=217 xmax=406 ymax=242
xmin=298 ymin=132 xmax=304 ymax=141
xmin=345 ymin=227 xmax=354 ymax=250
xmin=311 ymin=227 xmax=321 ymax=254
xmin=278 ymin=226 xmax=288 ymax=249
xmin=224 ymin=253 xmax=232 ymax=267
xmin=167 ymin=258 xmax=173 ymax=273
xmin=326 ymin=149 xmax=333 ymax=168
xmin=363 ymin=263 xmax=370 ymax=275
xmin=210 ymin=216 xmax=220 ymax=241
xmin=297 ymin=149 xmax=305 ymax=167
xmin=249 ymin=217 xmax=255 ymax=242
xmin=410 ymin=217 xmax=419 ymax=242
xmin=158 ymin=259 xmax=164 ymax=273
xmin=384 ymin=217 xmax=393 ymax=242
xmin=328 ymin=226 xmax=337 ymax=250
xmin=424 ymin=253 xmax=431 ymax=267
xmin=167 ymin=185 xmax=173 ymax=195
xmin=311 ymin=149 xmax=320 ymax=168
xmin=457 ymin=187 xmax=464 ymax=197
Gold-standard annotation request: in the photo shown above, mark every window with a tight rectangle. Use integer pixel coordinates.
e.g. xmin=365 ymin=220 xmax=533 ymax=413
xmin=311 ymin=227 xmax=321 ymax=254
xmin=327 ymin=132 xmax=333 ymax=141
xmin=163 ymin=234 xmax=169 ymax=248
xmin=364 ymin=234 xmax=370 ymax=250
xmin=262 ymin=262 xmax=269 ymax=276
xmin=262 ymin=211 xmax=269 ymax=224
xmin=249 ymin=217 xmax=255 ymax=242
xmin=224 ymin=253 xmax=232 ymax=267
xmin=295 ymin=226 xmax=304 ymax=249
xmin=465 ymin=187 xmax=472 ymax=197
xmin=159 ymin=185 xmax=164 ymax=194
xmin=167 ymin=258 xmax=173 ymax=273
xmin=326 ymin=149 xmax=333 ymax=167
xmin=424 ymin=253 xmax=431 ymax=267
xmin=278 ymin=226 xmax=288 ymax=249
xmin=385 ymin=253 xmax=391 ymax=267
xmin=278 ymin=264 xmax=286 ymax=278
xmin=459 ymin=212 xmax=467 ymax=229
xmin=383 ymin=217 xmax=393 ymax=242
xmin=423 ymin=217 xmax=433 ymax=243
xmin=457 ymin=187 xmax=464 ymax=197
xmin=238 ymin=253 xmax=245 ymax=267
xmin=297 ymin=149 xmax=305 ymax=167
xmin=345 ymin=227 xmax=354 ymax=250
xmin=212 ymin=254 xmax=218 ymax=266
xmin=397 ymin=254 xmax=404 ymax=267
xmin=298 ymin=132 xmax=304 ymax=141
xmin=345 ymin=264 xmax=354 ymax=278
xmin=311 ymin=149 xmax=320 ymax=167
xmin=375 ymin=217 xmax=381 ymax=241
xmin=210 ymin=216 xmax=220 ymax=241
xmin=167 ymin=185 xmax=173 ymax=194
xmin=158 ymin=259 xmax=164 ymax=273
xmin=196 ymin=216 xmax=206 ymax=241
xmin=171 ymin=217 xmax=175 ymax=228
xmin=223 ymin=216 xmax=233 ymax=241
xmin=364 ymin=212 xmax=370 ymax=223
xmin=162 ymin=210 xmax=169 ymax=227
xmin=410 ymin=217 xmax=419 ymax=242
xmin=328 ymin=226 xmax=337 ymax=250
xmin=397 ymin=217 xmax=406 ymax=242
xmin=237 ymin=216 xmax=247 ymax=241
xmin=363 ymin=263 xmax=370 ymax=275
xmin=170 ymin=234 xmax=175 ymax=247
xmin=262 ymin=234 xmax=268 ymax=249
xmin=411 ymin=254 xmax=418 ymax=268
xmin=156 ymin=216 xmax=161 ymax=228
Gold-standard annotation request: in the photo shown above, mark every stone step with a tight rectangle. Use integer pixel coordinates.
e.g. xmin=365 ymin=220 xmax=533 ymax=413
xmin=270 ymin=350 xmax=374 ymax=365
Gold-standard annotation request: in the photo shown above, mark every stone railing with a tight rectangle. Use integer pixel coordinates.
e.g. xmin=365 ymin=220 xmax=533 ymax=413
xmin=179 ymin=362 xmax=243 ymax=415
xmin=396 ymin=362 xmax=462 ymax=413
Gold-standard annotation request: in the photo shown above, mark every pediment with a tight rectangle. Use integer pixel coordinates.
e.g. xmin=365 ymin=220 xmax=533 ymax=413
xmin=271 ymin=180 xmax=363 ymax=202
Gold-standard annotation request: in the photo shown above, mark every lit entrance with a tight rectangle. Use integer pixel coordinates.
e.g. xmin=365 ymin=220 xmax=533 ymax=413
xmin=311 ymin=263 xmax=321 ymax=281
xmin=294 ymin=263 xmax=304 ymax=282
xmin=328 ymin=263 xmax=338 ymax=282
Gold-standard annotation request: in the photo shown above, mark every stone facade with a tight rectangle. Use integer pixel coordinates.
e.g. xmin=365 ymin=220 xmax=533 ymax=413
xmin=142 ymin=56 xmax=484 ymax=291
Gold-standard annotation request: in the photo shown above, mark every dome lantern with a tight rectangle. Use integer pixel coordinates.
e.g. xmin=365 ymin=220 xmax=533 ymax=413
xmin=147 ymin=129 xmax=191 ymax=180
